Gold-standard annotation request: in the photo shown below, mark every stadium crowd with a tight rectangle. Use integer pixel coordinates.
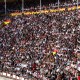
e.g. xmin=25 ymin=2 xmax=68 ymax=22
xmin=0 ymin=9 xmax=80 ymax=80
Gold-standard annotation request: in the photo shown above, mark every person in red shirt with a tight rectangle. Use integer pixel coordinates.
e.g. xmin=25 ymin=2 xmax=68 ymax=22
xmin=78 ymin=71 xmax=80 ymax=80
xmin=32 ymin=62 xmax=37 ymax=72
xmin=78 ymin=76 xmax=80 ymax=80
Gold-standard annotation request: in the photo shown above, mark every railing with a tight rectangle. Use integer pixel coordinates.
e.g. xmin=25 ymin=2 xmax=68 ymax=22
xmin=10 ymin=5 xmax=80 ymax=16
xmin=0 ymin=72 xmax=24 ymax=80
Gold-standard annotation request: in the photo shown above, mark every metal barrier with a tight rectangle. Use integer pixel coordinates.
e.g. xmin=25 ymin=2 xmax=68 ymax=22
xmin=0 ymin=72 xmax=25 ymax=80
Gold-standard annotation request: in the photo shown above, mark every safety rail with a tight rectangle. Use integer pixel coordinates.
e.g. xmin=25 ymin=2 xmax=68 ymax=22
xmin=10 ymin=5 xmax=80 ymax=16
xmin=0 ymin=72 xmax=25 ymax=80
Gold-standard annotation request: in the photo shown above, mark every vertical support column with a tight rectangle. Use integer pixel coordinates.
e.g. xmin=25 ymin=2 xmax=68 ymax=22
xmin=40 ymin=0 xmax=42 ymax=13
xmin=77 ymin=0 xmax=78 ymax=10
xmin=4 ymin=0 xmax=7 ymax=15
xmin=58 ymin=0 xmax=59 ymax=10
xmin=22 ymin=0 xmax=24 ymax=13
